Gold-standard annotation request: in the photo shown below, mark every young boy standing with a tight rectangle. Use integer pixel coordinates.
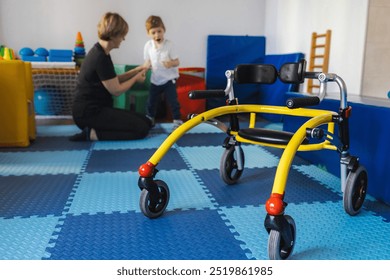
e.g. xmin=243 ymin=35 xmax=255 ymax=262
xmin=143 ymin=15 xmax=182 ymax=129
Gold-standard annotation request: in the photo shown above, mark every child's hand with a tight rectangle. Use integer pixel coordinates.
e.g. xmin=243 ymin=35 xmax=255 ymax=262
xmin=142 ymin=60 xmax=152 ymax=70
xmin=162 ymin=58 xmax=179 ymax=69
xmin=162 ymin=60 xmax=173 ymax=68
xmin=136 ymin=69 xmax=147 ymax=83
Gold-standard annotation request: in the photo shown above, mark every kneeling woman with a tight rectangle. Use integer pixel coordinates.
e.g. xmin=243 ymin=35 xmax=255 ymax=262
xmin=70 ymin=12 xmax=152 ymax=141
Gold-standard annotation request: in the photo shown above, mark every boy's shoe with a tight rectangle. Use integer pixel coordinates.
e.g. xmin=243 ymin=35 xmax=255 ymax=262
xmin=172 ymin=119 xmax=183 ymax=130
xmin=146 ymin=115 xmax=155 ymax=127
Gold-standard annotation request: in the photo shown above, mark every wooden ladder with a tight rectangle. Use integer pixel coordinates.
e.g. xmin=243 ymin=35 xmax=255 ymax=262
xmin=307 ymin=30 xmax=332 ymax=93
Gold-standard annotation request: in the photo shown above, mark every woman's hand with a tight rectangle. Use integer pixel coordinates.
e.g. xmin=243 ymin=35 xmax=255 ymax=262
xmin=135 ymin=69 xmax=147 ymax=83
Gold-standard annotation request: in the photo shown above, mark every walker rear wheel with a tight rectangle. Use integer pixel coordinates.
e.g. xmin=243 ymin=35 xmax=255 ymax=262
xmin=343 ymin=165 xmax=368 ymax=216
xmin=219 ymin=145 xmax=244 ymax=185
xmin=140 ymin=180 xmax=170 ymax=219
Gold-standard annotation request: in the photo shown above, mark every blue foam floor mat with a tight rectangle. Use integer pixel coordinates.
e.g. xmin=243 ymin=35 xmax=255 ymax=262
xmin=1 ymin=122 xmax=390 ymax=260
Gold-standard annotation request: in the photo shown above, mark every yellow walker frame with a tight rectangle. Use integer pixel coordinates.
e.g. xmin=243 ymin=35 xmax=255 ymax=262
xmin=137 ymin=59 xmax=368 ymax=260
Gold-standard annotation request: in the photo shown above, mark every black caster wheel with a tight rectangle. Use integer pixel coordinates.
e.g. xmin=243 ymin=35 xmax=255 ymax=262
xmin=219 ymin=145 xmax=244 ymax=185
xmin=268 ymin=215 xmax=296 ymax=260
xmin=139 ymin=179 xmax=170 ymax=219
xmin=343 ymin=165 xmax=368 ymax=216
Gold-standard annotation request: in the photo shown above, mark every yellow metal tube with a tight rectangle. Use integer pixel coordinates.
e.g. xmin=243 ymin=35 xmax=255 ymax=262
xmin=271 ymin=113 xmax=335 ymax=195
xmin=148 ymin=104 xmax=336 ymax=167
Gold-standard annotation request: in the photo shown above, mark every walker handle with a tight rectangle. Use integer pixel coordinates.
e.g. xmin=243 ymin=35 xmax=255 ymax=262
xmin=286 ymin=96 xmax=320 ymax=109
xmin=188 ymin=90 xmax=226 ymax=99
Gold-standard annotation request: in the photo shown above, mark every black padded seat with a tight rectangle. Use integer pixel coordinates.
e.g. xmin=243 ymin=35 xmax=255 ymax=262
xmin=238 ymin=128 xmax=309 ymax=145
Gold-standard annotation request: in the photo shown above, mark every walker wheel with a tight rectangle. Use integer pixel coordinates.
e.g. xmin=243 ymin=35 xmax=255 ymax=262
xmin=268 ymin=215 xmax=296 ymax=260
xmin=343 ymin=165 xmax=368 ymax=216
xmin=219 ymin=145 xmax=245 ymax=185
xmin=140 ymin=180 xmax=170 ymax=219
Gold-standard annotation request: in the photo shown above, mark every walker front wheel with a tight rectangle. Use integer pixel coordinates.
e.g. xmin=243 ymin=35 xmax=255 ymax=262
xmin=219 ymin=145 xmax=245 ymax=185
xmin=140 ymin=180 xmax=170 ymax=219
xmin=268 ymin=215 xmax=296 ymax=260
xmin=343 ymin=165 xmax=368 ymax=216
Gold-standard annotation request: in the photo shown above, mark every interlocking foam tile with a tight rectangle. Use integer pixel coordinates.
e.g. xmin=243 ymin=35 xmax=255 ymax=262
xmin=285 ymin=201 xmax=390 ymax=260
xmin=293 ymin=164 xmax=343 ymax=194
xmin=45 ymin=210 xmax=250 ymax=260
xmin=218 ymin=201 xmax=390 ymax=260
xmin=363 ymin=200 xmax=390 ymax=223
xmin=197 ymin=168 xmax=275 ymax=207
xmin=184 ymin=122 xmax=226 ymax=134
xmin=282 ymin=168 xmax=342 ymax=204
xmin=178 ymin=145 xmax=279 ymax=171
xmin=21 ymin=137 xmax=92 ymax=151
xmin=197 ymin=166 xmax=342 ymax=208
xmin=155 ymin=170 xmax=217 ymax=211
xmin=67 ymin=171 xmax=140 ymax=215
xmin=0 ymin=216 xmax=61 ymax=260
xmin=176 ymin=132 xmax=226 ymax=147
xmin=85 ymin=148 xmax=187 ymax=173
xmin=293 ymin=163 xmax=380 ymax=209
xmin=263 ymin=146 xmax=314 ymax=166
xmin=93 ymin=134 xmax=169 ymax=150
xmin=0 ymin=151 xmax=89 ymax=176
xmin=37 ymin=124 xmax=81 ymax=137
xmin=68 ymin=170 xmax=216 ymax=216
xmin=0 ymin=174 xmax=77 ymax=218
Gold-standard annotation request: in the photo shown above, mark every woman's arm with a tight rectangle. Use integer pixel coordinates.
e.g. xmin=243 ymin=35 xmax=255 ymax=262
xmin=102 ymin=69 xmax=146 ymax=97
xmin=117 ymin=65 xmax=148 ymax=83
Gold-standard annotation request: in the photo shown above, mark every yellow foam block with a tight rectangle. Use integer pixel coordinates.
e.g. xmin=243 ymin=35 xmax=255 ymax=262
xmin=0 ymin=60 xmax=36 ymax=147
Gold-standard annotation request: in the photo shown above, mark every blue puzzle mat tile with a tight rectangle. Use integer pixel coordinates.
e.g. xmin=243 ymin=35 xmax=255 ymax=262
xmin=184 ymin=122 xmax=226 ymax=134
xmin=0 ymin=151 xmax=89 ymax=176
xmin=68 ymin=171 xmax=140 ymax=215
xmin=178 ymin=145 xmax=279 ymax=171
xmin=0 ymin=174 xmax=77 ymax=218
xmin=363 ymin=200 xmax=390 ymax=223
xmin=293 ymin=164 xmax=342 ymax=194
xmin=69 ymin=170 xmax=216 ymax=215
xmin=218 ymin=201 xmax=390 ymax=260
xmin=176 ymin=133 xmax=225 ymax=147
xmin=197 ymin=166 xmax=341 ymax=208
xmin=24 ymin=137 xmax=92 ymax=151
xmin=263 ymin=146 xmax=314 ymax=166
xmin=37 ymin=124 xmax=81 ymax=137
xmin=196 ymin=168 xmax=275 ymax=207
xmin=92 ymin=134 xmax=169 ymax=150
xmin=283 ymin=168 xmax=342 ymax=204
xmin=45 ymin=210 xmax=250 ymax=260
xmin=85 ymin=148 xmax=187 ymax=173
xmin=154 ymin=170 xmax=217 ymax=211
xmin=0 ymin=215 xmax=62 ymax=260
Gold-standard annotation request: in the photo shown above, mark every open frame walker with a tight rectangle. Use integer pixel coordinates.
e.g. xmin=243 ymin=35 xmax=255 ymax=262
xmin=137 ymin=59 xmax=368 ymax=260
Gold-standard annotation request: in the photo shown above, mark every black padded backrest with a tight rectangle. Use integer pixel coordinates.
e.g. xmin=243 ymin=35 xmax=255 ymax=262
xmin=279 ymin=59 xmax=306 ymax=84
xmin=234 ymin=64 xmax=277 ymax=84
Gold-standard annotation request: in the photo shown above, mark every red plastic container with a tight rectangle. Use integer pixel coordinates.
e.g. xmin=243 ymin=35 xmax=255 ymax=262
xmin=177 ymin=68 xmax=206 ymax=121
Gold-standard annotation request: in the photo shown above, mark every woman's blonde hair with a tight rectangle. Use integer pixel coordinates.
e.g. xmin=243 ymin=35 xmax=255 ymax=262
xmin=98 ymin=12 xmax=129 ymax=41
xmin=145 ymin=15 xmax=165 ymax=32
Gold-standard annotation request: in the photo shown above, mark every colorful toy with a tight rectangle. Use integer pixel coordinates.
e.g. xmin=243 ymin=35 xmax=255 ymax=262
xmin=1 ymin=46 xmax=15 ymax=60
xmin=137 ymin=59 xmax=368 ymax=260
xmin=74 ymin=31 xmax=86 ymax=66
xmin=19 ymin=47 xmax=47 ymax=61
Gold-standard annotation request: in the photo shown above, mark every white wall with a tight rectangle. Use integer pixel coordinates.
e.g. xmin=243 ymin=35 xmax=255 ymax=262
xmin=264 ymin=0 xmax=370 ymax=95
xmin=0 ymin=0 xmax=266 ymax=67
xmin=1 ymin=0 xmax=370 ymax=96
xmin=362 ymin=0 xmax=390 ymax=100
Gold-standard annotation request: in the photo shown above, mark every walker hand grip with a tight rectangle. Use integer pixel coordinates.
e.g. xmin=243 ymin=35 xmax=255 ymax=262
xmin=286 ymin=96 xmax=320 ymax=109
xmin=188 ymin=90 xmax=226 ymax=99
